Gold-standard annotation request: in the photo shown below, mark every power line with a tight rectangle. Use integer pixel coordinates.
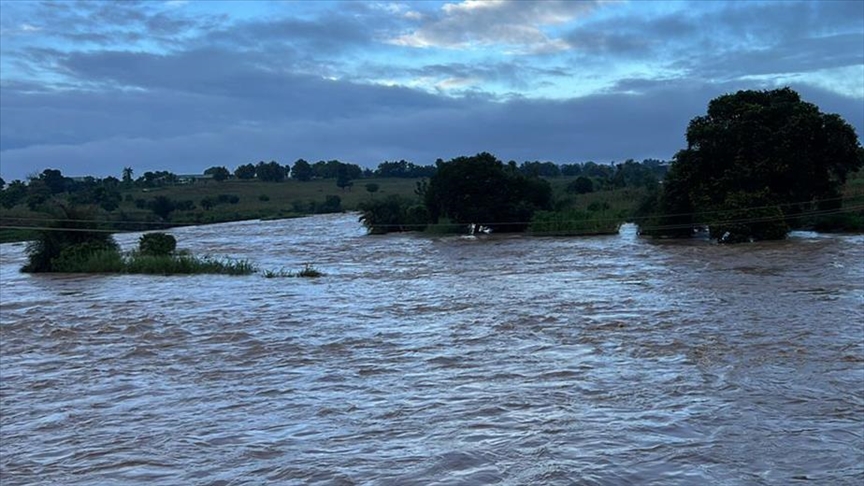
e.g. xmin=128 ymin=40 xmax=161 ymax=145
xmin=3 ymin=192 xmax=863 ymax=229
xmin=4 ymin=205 xmax=862 ymax=237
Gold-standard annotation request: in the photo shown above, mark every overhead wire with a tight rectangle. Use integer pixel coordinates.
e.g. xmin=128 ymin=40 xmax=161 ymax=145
xmin=3 ymin=191 xmax=863 ymax=228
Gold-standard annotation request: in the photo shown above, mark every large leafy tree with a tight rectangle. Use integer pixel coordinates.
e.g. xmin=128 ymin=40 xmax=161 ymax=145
xmin=255 ymin=160 xmax=286 ymax=182
xmin=424 ymin=152 xmax=552 ymax=232
xmin=204 ymin=166 xmax=231 ymax=181
xmin=645 ymin=87 xmax=862 ymax=242
xmin=234 ymin=163 xmax=256 ymax=180
xmin=291 ymin=158 xmax=313 ymax=181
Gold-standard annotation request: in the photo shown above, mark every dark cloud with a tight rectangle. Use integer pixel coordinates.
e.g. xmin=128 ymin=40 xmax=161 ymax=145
xmin=0 ymin=0 xmax=861 ymax=181
xmin=3 ymin=66 xmax=860 ymax=181
xmin=564 ymin=0 xmax=864 ymax=81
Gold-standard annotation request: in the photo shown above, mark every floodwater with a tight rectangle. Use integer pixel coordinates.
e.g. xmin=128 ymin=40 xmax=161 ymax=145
xmin=1 ymin=213 xmax=862 ymax=485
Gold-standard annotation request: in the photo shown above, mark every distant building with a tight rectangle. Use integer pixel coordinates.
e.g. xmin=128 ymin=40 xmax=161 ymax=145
xmin=176 ymin=174 xmax=214 ymax=185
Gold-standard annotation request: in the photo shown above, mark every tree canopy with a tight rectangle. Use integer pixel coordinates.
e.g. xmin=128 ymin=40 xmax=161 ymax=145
xmin=643 ymin=87 xmax=863 ymax=242
xmin=424 ymin=152 xmax=552 ymax=232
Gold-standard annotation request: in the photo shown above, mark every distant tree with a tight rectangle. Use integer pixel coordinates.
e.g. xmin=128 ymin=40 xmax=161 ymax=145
xmin=365 ymin=183 xmax=380 ymax=197
xmin=610 ymin=159 xmax=658 ymax=189
xmin=375 ymin=160 xmax=436 ymax=178
xmin=200 ymin=198 xmax=214 ymax=210
xmin=38 ymin=169 xmax=68 ymax=194
xmin=336 ymin=164 xmax=354 ymax=191
xmin=520 ymin=161 xmax=561 ymax=177
xmin=0 ymin=177 xmax=5 ymax=189
xmin=137 ymin=170 xmax=178 ymax=187
xmin=26 ymin=180 xmax=52 ymax=210
xmin=291 ymin=158 xmax=313 ymax=181
xmin=234 ymin=163 xmax=256 ymax=180
xmin=560 ymin=164 xmax=583 ymax=177
xmin=643 ymin=87 xmax=863 ymax=242
xmin=122 ymin=167 xmax=134 ymax=186
xmin=312 ymin=160 xmax=339 ymax=179
xmin=92 ymin=186 xmax=122 ymax=212
xmin=204 ymin=166 xmax=231 ymax=181
xmin=149 ymin=196 xmax=176 ymax=220
xmin=255 ymin=160 xmax=286 ymax=182
xmin=566 ymin=176 xmax=594 ymax=195
xmin=0 ymin=180 xmax=27 ymax=208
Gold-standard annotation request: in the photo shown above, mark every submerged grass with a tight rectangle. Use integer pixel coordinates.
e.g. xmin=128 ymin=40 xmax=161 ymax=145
xmin=529 ymin=210 xmax=621 ymax=236
xmin=30 ymin=248 xmax=257 ymax=275
xmin=262 ymin=263 xmax=324 ymax=278
xmin=125 ymin=253 xmax=257 ymax=275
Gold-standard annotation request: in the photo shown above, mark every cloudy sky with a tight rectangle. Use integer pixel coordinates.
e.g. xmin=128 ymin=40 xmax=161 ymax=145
xmin=0 ymin=0 xmax=862 ymax=181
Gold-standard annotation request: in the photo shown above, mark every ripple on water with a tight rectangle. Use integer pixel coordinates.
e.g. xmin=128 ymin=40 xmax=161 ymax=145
xmin=1 ymin=214 xmax=863 ymax=485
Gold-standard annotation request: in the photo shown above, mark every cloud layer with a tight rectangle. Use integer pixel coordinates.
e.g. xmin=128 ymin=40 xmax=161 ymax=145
xmin=0 ymin=0 xmax=861 ymax=180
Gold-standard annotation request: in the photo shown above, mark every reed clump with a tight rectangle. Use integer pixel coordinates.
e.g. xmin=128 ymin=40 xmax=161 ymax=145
xmin=263 ymin=263 xmax=324 ymax=278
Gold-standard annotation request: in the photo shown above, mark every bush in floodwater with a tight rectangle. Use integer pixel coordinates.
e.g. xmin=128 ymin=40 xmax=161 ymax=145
xmin=138 ymin=232 xmax=177 ymax=256
xmin=23 ymin=204 xmax=121 ymax=273
xmin=52 ymin=243 xmax=125 ymax=273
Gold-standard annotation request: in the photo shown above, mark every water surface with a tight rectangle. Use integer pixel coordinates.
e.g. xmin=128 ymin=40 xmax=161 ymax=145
xmin=1 ymin=214 xmax=862 ymax=485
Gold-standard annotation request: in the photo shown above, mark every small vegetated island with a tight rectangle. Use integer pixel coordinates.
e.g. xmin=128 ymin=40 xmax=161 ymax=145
xmin=3 ymin=88 xmax=863 ymax=274
xmin=20 ymin=205 xmax=256 ymax=275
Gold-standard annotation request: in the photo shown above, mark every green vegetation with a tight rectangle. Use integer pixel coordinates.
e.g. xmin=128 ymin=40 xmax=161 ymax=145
xmin=424 ymin=153 xmax=553 ymax=233
xmin=124 ymin=253 xmax=256 ymax=276
xmin=263 ymin=264 xmax=324 ymax=278
xmin=529 ymin=210 xmax=621 ymax=236
xmin=138 ymin=232 xmax=177 ymax=256
xmin=21 ymin=209 xmax=255 ymax=275
xmin=358 ymin=195 xmax=428 ymax=234
xmin=640 ymin=87 xmax=864 ymax=242
xmin=22 ymin=205 xmax=120 ymax=273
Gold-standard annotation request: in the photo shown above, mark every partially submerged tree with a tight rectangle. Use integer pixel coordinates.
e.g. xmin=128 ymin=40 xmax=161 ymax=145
xmin=424 ymin=152 xmax=552 ymax=232
xmin=23 ymin=205 xmax=120 ymax=273
xmin=641 ymin=87 xmax=862 ymax=242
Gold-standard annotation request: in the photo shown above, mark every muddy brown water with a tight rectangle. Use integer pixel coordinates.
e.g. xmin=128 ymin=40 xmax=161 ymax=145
xmin=1 ymin=213 xmax=862 ymax=485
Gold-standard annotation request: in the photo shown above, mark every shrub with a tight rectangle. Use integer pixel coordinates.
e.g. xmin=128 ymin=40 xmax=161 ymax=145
xmin=23 ymin=205 xmax=120 ymax=273
xmin=358 ymin=195 xmax=425 ymax=234
xmin=138 ymin=232 xmax=177 ymax=256
xmin=52 ymin=245 xmax=124 ymax=273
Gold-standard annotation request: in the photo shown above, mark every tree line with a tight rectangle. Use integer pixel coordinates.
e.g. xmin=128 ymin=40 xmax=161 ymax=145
xmin=358 ymin=88 xmax=863 ymax=242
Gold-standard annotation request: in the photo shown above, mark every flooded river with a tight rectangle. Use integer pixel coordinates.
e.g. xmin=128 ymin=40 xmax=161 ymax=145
xmin=1 ymin=213 xmax=862 ymax=485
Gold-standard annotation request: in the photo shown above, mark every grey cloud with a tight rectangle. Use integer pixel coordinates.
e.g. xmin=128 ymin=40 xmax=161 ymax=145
xmin=368 ymin=61 xmax=573 ymax=91
xmin=697 ymin=33 xmax=864 ymax=78
xmin=5 ymin=64 xmax=860 ymax=182
xmin=563 ymin=1 xmax=863 ymax=87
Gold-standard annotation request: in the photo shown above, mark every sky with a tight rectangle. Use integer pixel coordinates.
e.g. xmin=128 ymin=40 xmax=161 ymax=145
xmin=0 ymin=0 xmax=862 ymax=181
